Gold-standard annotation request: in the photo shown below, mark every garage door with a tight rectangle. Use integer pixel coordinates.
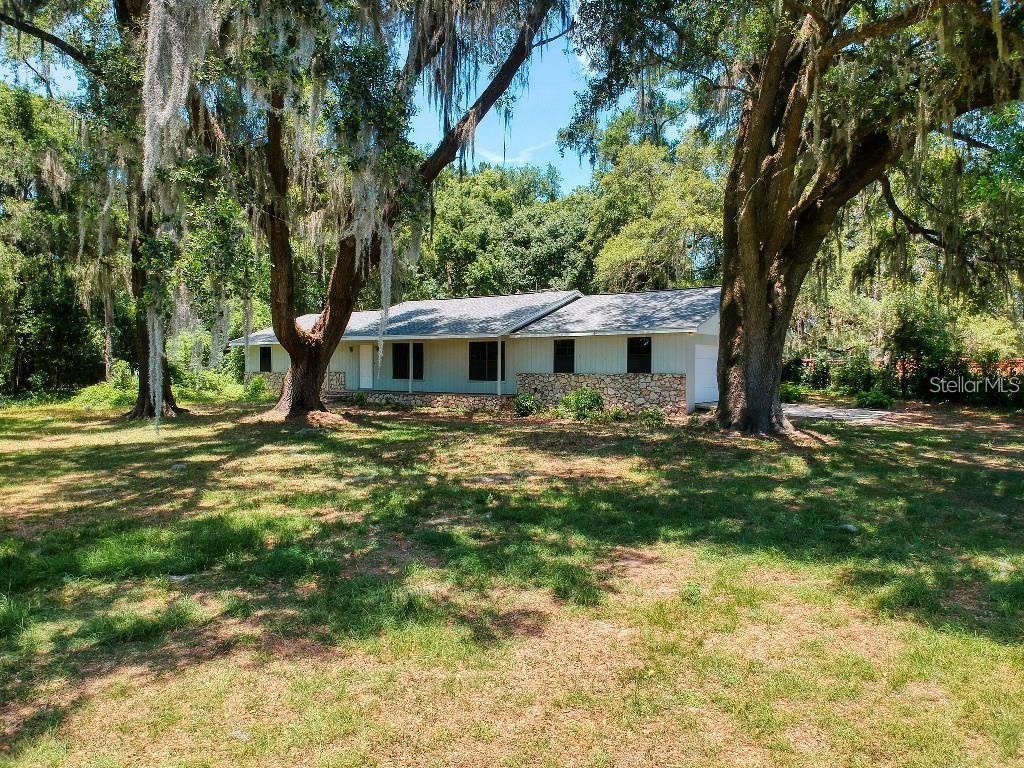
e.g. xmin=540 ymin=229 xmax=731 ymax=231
xmin=695 ymin=344 xmax=718 ymax=403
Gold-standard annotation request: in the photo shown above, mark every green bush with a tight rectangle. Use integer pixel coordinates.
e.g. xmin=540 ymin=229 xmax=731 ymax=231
xmin=71 ymin=378 xmax=136 ymax=409
xmin=855 ymin=386 xmax=894 ymax=409
xmin=558 ymin=387 xmax=604 ymax=421
xmin=639 ymin=406 xmax=666 ymax=428
xmin=608 ymin=405 xmax=628 ymax=421
xmin=352 ymin=391 xmax=367 ymax=406
xmin=242 ymin=375 xmax=269 ymax=401
xmin=109 ymin=359 xmax=134 ymax=389
xmin=779 ymin=382 xmax=809 ymax=403
xmin=832 ymin=348 xmax=877 ymax=395
xmin=512 ymin=392 xmax=542 ymax=417
xmin=800 ymin=351 xmax=833 ymax=389
xmin=176 ymin=369 xmax=244 ymax=403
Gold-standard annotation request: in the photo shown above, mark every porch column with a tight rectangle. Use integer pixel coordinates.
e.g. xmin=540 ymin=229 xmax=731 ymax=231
xmin=408 ymin=341 xmax=413 ymax=394
xmin=496 ymin=336 xmax=502 ymax=395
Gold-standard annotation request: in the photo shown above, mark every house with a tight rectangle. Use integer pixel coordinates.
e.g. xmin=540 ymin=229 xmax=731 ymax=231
xmin=229 ymin=286 xmax=721 ymax=414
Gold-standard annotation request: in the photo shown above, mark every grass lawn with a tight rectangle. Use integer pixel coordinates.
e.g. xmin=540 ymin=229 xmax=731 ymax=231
xmin=0 ymin=402 xmax=1022 ymax=767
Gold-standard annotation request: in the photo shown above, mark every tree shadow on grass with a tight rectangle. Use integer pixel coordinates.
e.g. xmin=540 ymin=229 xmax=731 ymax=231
xmin=0 ymin=405 xmax=1022 ymax=753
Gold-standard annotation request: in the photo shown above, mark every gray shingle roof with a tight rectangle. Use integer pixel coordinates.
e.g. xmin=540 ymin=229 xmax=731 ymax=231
xmin=228 ymin=291 xmax=580 ymax=345
xmin=510 ymin=287 xmax=721 ymax=336
xmin=228 ymin=311 xmax=380 ymax=346
xmin=343 ymin=290 xmax=581 ymax=338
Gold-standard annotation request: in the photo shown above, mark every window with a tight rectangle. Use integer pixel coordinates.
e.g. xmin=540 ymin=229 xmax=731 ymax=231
xmin=392 ymin=342 xmax=424 ymax=380
xmin=259 ymin=346 xmax=272 ymax=373
xmin=627 ymin=337 xmax=652 ymax=373
xmin=553 ymin=339 xmax=575 ymax=374
xmin=468 ymin=341 xmax=505 ymax=381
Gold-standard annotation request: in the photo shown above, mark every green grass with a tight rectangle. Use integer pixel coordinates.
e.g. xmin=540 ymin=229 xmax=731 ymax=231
xmin=0 ymin=402 xmax=1022 ymax=766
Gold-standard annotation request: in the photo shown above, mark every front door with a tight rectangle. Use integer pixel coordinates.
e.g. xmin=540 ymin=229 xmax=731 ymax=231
xmin=359 ymin=344 xmax=373 ymax=389
xmin=695 ymin=344 xmax=718 ymax=403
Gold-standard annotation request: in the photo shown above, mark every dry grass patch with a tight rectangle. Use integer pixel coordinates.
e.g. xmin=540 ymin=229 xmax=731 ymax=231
xmin=0 ymin=402 xmax=1022 ymax=766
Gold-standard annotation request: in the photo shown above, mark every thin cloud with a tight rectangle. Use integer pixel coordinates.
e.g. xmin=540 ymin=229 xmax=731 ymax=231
xmin=475 ymin=139 xmax=556 ymax=165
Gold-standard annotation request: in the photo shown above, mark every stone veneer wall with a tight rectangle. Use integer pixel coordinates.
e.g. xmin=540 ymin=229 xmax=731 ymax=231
xmin=244 ymin=371 xmax=345 ymax=395
xmin=516 ymin=372 xmax=687 ymax=415
xmin=332 ymin=390 xmax=512 ymax=412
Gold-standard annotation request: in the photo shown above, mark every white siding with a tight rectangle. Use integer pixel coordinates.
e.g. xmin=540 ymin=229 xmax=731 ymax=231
xmin=244 ymin=331 xmax=707 ymax=398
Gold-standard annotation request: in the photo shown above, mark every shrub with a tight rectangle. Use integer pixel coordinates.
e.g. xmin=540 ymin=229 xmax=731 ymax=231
xmin=832 ymin=348 xmax=877 ymax=395
xmin=639 ymin=406 xmax=666 ymax=428
xmin=608 ymin=406 xmax=628 ymax=421
xmin=781 ymin=354 xmax=805 ymax=384
xmin=800 ymin=351 xmax=833 ymax=389
xmin=586 ymin=408 xmax=613 ymax=424
xmin=68 ymin=359 xmax=137 ymax=410
xmin=855 ymin=386 xmax=894 ymax=409
xmin=109 ymin=359 xmax=134 ymax=389
xmin=352 ymin=391 xmax=367 ymax=406
xmin=512 ymin=392 xmax=542 ymax=417
xmin=779 ymin=382 xmax=809 ymax=403
xmin=558 ymin=387 xmax=604 ymax=421
xmin=242 ymin=375 xmax=269 ymax=401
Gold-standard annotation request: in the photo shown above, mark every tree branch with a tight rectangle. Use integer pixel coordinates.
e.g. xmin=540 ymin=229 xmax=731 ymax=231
xmin=781 ymin=0 xmax=827 ymax=32
xmin=879 ymin=174 xmax=944 ymax=247
xmin=531 ymin=19 xmax=573 ymax=50
xmin=950 ymin=130 xmax=998 ymax=153
xmin=418 ymin=0 xmax=555 ymax=186
xmin=0 ymin=9 xmax=93 ymax=69
xmin=819 ymin=0 xmax=946 ymax=61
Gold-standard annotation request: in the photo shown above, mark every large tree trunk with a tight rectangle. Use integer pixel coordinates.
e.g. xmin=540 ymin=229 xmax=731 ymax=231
xmin=271 ymin=342 xmax=331 ymax=415
xmin=262 ymin=89 xmax=366 ymax=418
xmin=716 ymin=244 xmax=806 ymax=433
xmin=124 ymin=194 xmax=181 ymax=420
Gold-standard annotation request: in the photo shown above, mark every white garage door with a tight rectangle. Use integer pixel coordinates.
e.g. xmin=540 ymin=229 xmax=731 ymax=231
xmin=695 ymin=344 xmax=718 ymax=403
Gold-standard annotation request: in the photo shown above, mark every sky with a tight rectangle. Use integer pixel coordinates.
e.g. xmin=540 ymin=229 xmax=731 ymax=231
xmin=408 ymin=44 xmax=595 ymax=192
xmin=3 ymin=37 xmax=596 ymax=191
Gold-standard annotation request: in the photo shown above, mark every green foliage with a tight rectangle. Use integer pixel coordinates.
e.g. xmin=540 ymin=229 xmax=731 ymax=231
xmin=831 ymin=349 xmax=878 ymax=395
xmin=0 ymin=593 xmax=32 ymax=643
xmin=352 ymin=391 xmax=368 ymax=406
xmin=779 ymin=382 xmax=810 ymax=403
xmin=558 ymin=387 xmax=604 ymax=421
xmin=592 ymin=138 xmax=723 ymax=291
xmin=512 ymin=392 xmax=542 ymax=417
xmin=70 ymin=380 xmax=137 ymax=410
xmin=243 ymin=374 xmax=269 ymax=401
xmin=855 ymin=387 xmax=894 ymax=409
xmin=408 ymin=164 xmax=593 ymax=299
xmin=638 ymin=406 xmax=666 ymax=428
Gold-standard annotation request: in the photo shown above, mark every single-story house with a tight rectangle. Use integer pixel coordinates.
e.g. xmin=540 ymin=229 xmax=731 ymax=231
xmin=229 ymin=286 xmax=721 ymax=414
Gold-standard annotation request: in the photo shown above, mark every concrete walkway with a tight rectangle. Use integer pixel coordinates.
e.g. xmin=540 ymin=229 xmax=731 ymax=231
xmin=783 ymin=403 xmax=892 ymax=423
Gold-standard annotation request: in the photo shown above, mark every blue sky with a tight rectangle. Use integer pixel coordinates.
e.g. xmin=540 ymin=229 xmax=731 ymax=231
xmin=4 ymin=38 xmax=595 ymax=191
xmin=409 ymin=44 xmax=595 ymax=192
